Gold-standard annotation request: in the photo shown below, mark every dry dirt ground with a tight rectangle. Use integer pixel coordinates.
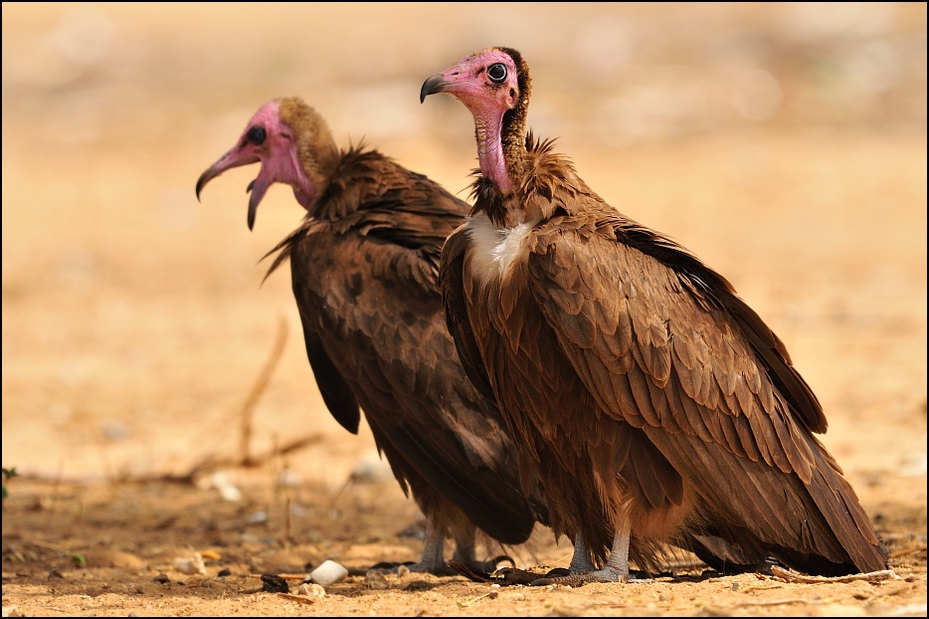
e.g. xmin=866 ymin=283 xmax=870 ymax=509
xmin=2 ymin=4 xmax=926 ymax=617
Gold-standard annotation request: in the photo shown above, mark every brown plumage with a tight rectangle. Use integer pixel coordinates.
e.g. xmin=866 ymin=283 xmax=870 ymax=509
xmin=421 ymin=47 xmax=888 ymax=581
xmin=196 ymin=96 xmax=547 ymax=574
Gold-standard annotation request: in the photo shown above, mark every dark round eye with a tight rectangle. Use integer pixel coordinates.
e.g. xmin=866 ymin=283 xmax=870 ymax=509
xmin=246 ymin=126 xmax=266 ymax=146
xmin=487 ymin=63 xmax=507 ymax=83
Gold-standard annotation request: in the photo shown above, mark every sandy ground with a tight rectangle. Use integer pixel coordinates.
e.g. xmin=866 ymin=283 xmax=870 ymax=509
xmin=2 ymin=3 xmax=926 ymax=617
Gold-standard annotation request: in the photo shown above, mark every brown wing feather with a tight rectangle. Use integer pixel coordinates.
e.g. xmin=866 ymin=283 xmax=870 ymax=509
xmin=519 ymin=196 xmax=885 ymax=573
xmin=271 ymin=152 xmax=545 ymax=546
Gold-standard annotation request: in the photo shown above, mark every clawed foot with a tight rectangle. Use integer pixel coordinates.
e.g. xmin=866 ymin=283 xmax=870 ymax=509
xmin=489 ymin=565 xmax=569 ymax=585
xmin=468 ymin=554 xmax=516 ymax=575
xmin=374 ymin=554 xmax=514 ymax=579
xmin=368 ymin=560 xmax=454 ymax=576
xmin=531 ymin=565 xmax=629 ymax=586
xmin=446 ymin=555 xmax=518 ymax=582
xmin=451 ymin=561 xmax=650 ymax=587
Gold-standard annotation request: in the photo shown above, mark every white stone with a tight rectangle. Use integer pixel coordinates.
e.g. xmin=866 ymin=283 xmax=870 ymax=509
xmin=310 ymin=560 xmax=348 ymax=586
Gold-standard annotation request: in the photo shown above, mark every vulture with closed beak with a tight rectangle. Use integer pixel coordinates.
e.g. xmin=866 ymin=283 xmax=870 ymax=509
xmin=196 ymin=96 xmax=547 ymax=574
xmin=420 ymin=47 xmax=888 ymax=582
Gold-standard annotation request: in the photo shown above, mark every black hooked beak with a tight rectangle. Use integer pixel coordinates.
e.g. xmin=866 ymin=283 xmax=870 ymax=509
xmin=420 ymin=75 xmax=449 ymax=103
xmin=194 ymin=146 xmax=262 ymax=230
xmin=195 ymin=166 xmax=262 ymax=231
xmin=195 ymin=167 xmax=219 ymax=202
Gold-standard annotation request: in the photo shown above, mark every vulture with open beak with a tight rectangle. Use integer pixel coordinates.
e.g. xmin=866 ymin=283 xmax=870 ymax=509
xmin=196 ymin=96 xmax=547 ymax=574
xmin=420 ymin=47 xmax=888 ymax=582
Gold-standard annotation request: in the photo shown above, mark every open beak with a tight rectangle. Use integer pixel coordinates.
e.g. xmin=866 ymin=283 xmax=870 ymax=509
xmin=195 ymin=147 xmax=264 ymax=230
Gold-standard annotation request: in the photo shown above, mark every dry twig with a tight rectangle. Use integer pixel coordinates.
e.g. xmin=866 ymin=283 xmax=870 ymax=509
xmin=771 ymin=565 xmax=900 ymax=584
xmin=239 ymin=317 xmax=289 ymax=466
xmin=276 ymin=593 xmax=318 ymax=605
xmin=889 ymin=546 xmax=927 ymax=559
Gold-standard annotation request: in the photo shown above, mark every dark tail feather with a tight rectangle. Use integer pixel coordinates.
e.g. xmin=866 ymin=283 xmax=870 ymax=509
xmin=802 ymin=457 xmax=888 ymax=574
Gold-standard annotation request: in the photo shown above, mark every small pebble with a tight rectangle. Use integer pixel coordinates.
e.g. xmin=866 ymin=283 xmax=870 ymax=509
xmin=174 ymin=552 xmax=206 ymax=575
xmin=210 ymin=471 xmax=242 ymax=502
xmin=364 ymin=569 xmax=389 ymax=590
xmin=298 ymin=583 xmax=326 ymax=599
xmin=310 ymin=560 xmax=348 ymax=586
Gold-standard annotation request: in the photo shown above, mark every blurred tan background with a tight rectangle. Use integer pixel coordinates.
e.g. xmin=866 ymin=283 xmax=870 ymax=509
xmin=2 ymin=2 xmax=926 ymax=490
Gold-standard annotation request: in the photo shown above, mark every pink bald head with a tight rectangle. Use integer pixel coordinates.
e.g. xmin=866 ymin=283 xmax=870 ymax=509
xmin=421 ymin=47 xmax=530 ymax=193
xmin=196 ymin=99 xmax=316 ymax=230
xmin=420 ymin=48 xmax=521 ymax=117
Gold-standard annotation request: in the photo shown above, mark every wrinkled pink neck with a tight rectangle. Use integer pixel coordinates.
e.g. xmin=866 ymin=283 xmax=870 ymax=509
xmin=474 ymin=115 xmax=513 ymax=194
